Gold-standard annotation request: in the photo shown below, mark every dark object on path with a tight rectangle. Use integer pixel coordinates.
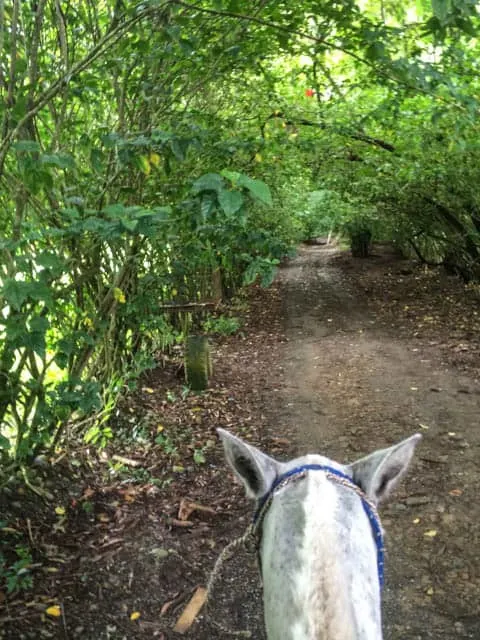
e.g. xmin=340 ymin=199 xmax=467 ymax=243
xmin=351 ymin=228 xmax=372 ymax=258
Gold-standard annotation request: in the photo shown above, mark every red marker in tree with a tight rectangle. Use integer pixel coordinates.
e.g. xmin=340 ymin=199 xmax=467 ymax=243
xmin=305 ymin=88 xmax=315 ymax=97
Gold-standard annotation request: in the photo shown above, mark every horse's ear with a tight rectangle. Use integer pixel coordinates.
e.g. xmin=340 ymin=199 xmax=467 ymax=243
xmin=217 ymin=429 xmax=279 ymax=499
xmin=349 ymin=434 xmax=422 ymax=504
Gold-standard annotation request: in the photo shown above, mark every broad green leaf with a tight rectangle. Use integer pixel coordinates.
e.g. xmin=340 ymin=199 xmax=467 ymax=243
xmin=431 ymin=0 xmax=450 ymax=22
xmin=238 ymin=176 xmax=272 ymax=206
xmin=90 ymin=149 xmax=104 ymax=173
xmin=121 ymin=218 xmax=139 ymax=232
xmin=218 ymin=188 xmax=244 ymax=215
xmin=14 ymin=140 xmax=41 ymax=152
xmin=221 ymin=171 xmax=272 ymax=205
xmin=28 ymin=282 xmax=54 ymax=307
xmin=169 ymin=138 xmax=189 ymax=161
xmin=24 ymin=329 xmax=46 ymax=357
xmin=41 ymin=153 xmax=75 ymax=170
xmin=152 ymin=129 xmax=173 ymax=143
xmin=36 ymin=252 xmax=65 ymax=273
xmin=101 ymin=132 xmax=121 ymax=148
xmin=192 ymin=173 xmax=224 ymax=194
xmin=2 ymin=280 xmax=30 ymax=310
xmin=30 ymin=316 xmax=49 ymax=333
xmin=103 ymin=204 xmax=126 ymax=218
xmin=0 ymin=434 xmax=10 ymax=450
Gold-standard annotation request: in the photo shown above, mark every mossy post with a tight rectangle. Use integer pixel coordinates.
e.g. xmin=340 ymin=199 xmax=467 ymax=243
xmin=185 ymin=335 xmax=212 ymax=391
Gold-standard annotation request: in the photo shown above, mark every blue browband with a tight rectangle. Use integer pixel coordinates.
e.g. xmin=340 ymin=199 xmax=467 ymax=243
xmin=253 ymin=464 xmax=385 ymax=590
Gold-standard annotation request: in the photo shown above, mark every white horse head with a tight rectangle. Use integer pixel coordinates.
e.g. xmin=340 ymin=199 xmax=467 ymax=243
xmin=218 ymin=429 xmax=421 ymax=640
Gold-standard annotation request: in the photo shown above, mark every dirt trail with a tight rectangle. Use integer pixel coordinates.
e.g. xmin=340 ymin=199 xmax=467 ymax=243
xmin=3 ymin=244 xmax=479 ymax=640
xmin=269 ymin=245 xmax=480 ymax=639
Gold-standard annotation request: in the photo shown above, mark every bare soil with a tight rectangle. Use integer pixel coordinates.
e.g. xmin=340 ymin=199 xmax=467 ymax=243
xmin=1 ymin=244 xmax=479 ymax=639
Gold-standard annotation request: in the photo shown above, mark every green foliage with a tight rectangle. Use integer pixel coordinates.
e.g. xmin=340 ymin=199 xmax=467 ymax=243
xmin=0 ymin=525 xmax=34 ymax=595
xmin=202 ymin=315 xmax=242 ymax=336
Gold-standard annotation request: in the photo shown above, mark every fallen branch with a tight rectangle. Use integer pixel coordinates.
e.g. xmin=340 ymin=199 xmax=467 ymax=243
xmin=111 ymin=454 xmax=142 ymax=467
xmin=159 ymin=302 xmax=218 ymax=311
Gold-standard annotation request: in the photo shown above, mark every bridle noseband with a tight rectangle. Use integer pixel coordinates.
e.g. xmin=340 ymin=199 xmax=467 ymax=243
xmin=252 ymin=464 xmax=385 ymax=590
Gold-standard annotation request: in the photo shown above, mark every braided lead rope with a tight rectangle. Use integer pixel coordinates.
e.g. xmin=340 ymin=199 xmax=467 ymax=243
xmin=204 ymin=472 xmax=309 ymax=637
xmin=204 ymin=468 xmax=384 ymax=635
xmin=204 ymin=524 xmax=256 ymax=637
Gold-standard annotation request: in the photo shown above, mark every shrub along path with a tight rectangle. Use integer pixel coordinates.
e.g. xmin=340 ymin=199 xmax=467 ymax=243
xmin=1 ymin=244 xmax=479 ymax=639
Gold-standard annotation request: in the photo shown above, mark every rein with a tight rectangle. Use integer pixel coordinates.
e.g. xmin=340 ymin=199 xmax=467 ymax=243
xmin=205 ymin=465 xmax=384 ymax=637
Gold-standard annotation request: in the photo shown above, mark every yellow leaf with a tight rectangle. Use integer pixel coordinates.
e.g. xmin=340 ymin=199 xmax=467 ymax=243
xmin=97 ymin=513 xmax=110 ymax=523
xmin=55 ymin=506 xmax=65 ymax=516
xmin=419 ymin=423 xmax=429 ymax=430
xmin=138 ymin=155 xmax=151 ymax=175
xmin=143 ymin=387 xmax=154 ymax=394
xmin=172 ymin=465 xmax=185 ymax=473
xmin=254 ymin=153 xmax=262 ymax=162
xmin=130 ymin=611 xmax=141 ymax=621
xmin=424 ymin=529 xmax=437 ymax=538
xmin=413 ymin=518 xmax=420 ymax=524
xmin=449 ymin=488 xmax=463 ymax=496
xmin=149 ymin=152 xmax=161 ymax=167
xmin=46 ymin=605 xmax=61 ymax=617
xmin=426 ymin=587 xmax=434 ymax=595
xmin=113 ymin=287 xmax=126 ymax=303
xmin=157 ymin=424 xmax=164 ymax=432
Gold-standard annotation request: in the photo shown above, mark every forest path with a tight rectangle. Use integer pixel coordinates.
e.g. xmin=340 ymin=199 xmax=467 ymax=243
xmin=266 ymin=244 xmax=479 ymax=639
xmin=2 ymin=244 xmax=479 ymax=640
